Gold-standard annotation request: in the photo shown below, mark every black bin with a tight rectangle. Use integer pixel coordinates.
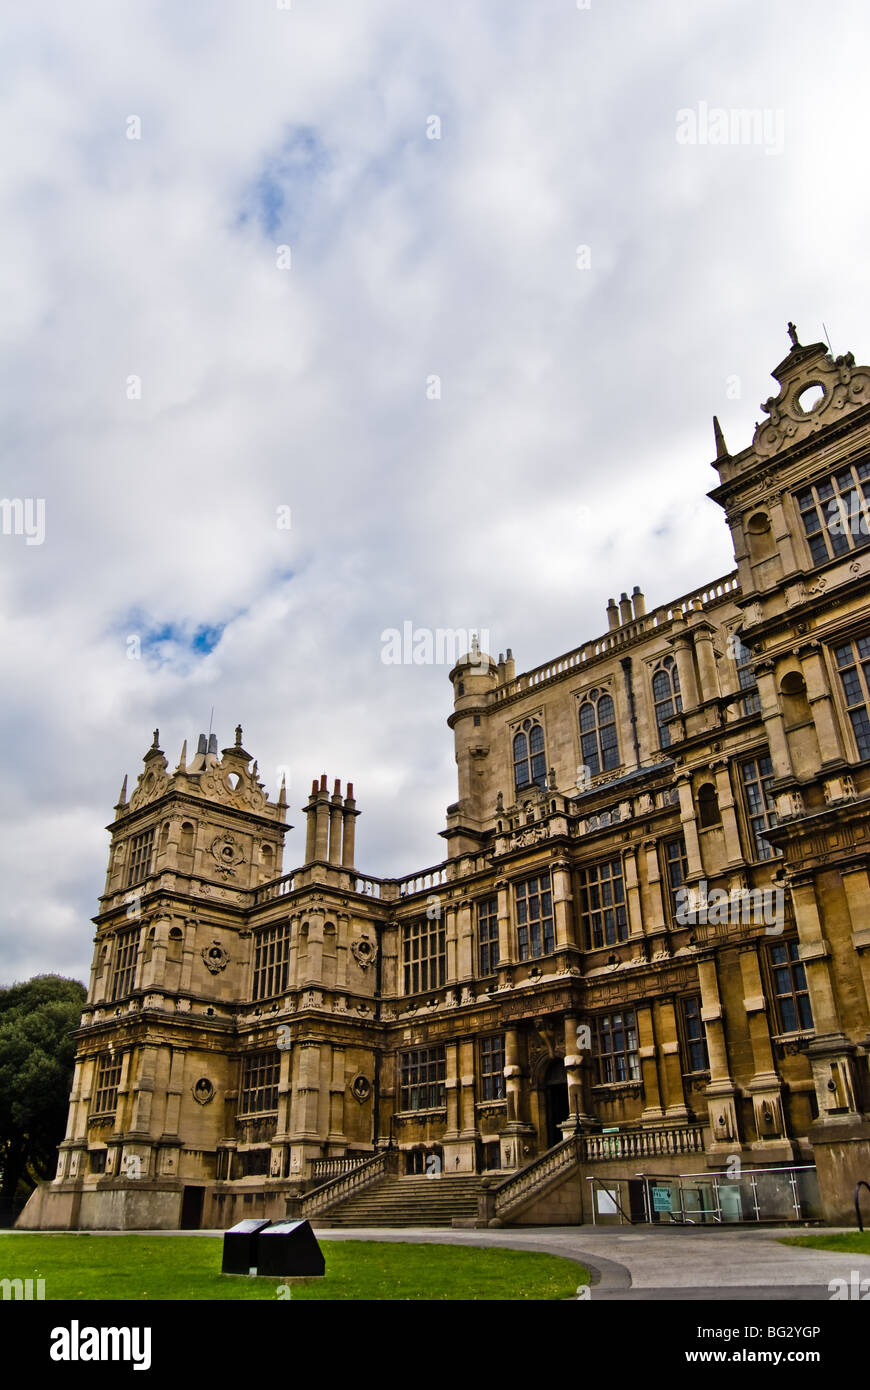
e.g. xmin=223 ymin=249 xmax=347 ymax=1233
xmin=255 ymin=1219 xmax=325 ymax=1277
xmin=221 ymin=1218 xmax=272 ymax=1274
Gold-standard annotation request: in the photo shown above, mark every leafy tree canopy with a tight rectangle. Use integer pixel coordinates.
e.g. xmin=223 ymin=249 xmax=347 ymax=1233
xmin=0 ymin=974 xmax=87 ymax=1204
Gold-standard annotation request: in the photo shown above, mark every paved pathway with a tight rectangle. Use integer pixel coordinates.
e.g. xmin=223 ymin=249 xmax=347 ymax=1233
xmin=307 ymin=1225 xmax=870 ymax=1300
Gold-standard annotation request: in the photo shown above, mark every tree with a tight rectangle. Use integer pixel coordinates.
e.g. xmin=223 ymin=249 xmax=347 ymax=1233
xmin=0 ymin=975 xmax=87 ymax=1212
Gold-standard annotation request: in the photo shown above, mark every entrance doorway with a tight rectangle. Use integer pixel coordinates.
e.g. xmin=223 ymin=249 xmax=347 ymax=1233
xmin=180 ymin=1185 xmax=205 ymax=1229
xmin=543 ymin=1059 xmax=570 ymax=1148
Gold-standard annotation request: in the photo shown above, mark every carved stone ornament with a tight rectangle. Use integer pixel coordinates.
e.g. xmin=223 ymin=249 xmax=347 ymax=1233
xmin=350 ymin=1074 xmax=372 ymax=1103
xmin=209 ymin=831 xmax=245 ymax=880
xmin=351 ymin=936 xmax=378 ymax=970
xmin=753 ymin=338 xmax=870 ymax=460
xmin=192 ymin=1077 xmax=215 ymax=1105
xmin=202 ymin=940 xmax=229 ymax=973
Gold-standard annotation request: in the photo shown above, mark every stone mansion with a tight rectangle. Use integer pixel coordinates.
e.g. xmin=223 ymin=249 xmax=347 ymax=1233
xmin=20 ymin=325 xmax=870 ymax=1229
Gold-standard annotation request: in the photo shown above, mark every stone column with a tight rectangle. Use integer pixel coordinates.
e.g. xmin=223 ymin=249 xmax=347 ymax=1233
xmin=798 ymin=641 xmax=847 ymax=767
xmin=562 ymin=1014 xmax=595 ymax=1128
xmin=638 ymin=1002 xmax=664 ymax=1121
xmin=754 ymin=661 xmax=794 ymax=780
xmin=496 ymin=878 xmax=514 ymax=974
xmin=623 ymin=847 xmax=645 ymax=939
xmin=78 ymin=1056 xmax=99 ymax=1141
xmin=444 ymin=904 xmax=459 ymax=984
xmin=675 ymin=774 xmax=703 ymax=878
xmin=500 ymin=1028 xmax=535 ymax=1169
xmin=179 ymin=919 xmax=196 ymax=993
xmin=692 ymin=620 xmax=721 ymax=702
xmin=303 ymin=915 xmax=324 ymax=985
xmin=656 ymin=997 xmax=690 ymax=1121
xmin=128 ymin=1045 xmax=157 ymax=1136
xmin=842 ymin=866 xmax=870 ymax=1023
xmin=551 ymin=858 xmax=577 ymax=951
xmin=711 ymin=759 xmax=743 ymax=865
xmin=739 ymin=946 xmax=793 ymax=1160
xmin=791 ymin=872 xmax=870 ymax=1222
xmin=292 ymin=1042 xmax=323 ymax=1137
xmin=698 ymin=957 xmax=741 ymax=1153
xmin=275 ymin=1043 xmax=293 ymax=1137
xmin=767 ymin=492 xmax=799 ymax=577
xmin=458 ymin=1038 xmax=478 ymax=1144
xmin=443 ymin=1040 xmax=475 ymax=1173
xmin=643 ymin=838 xmax=667 ymax=929
xmin=456 ymin=899 xmax=474 ymax=981
xmin=162 ymin=1046 xmax=185 ymax=1137
xmin=327 ymin=1045 xmax=346 ymax=1145
xmin=670 ymin=614 xmax=700 ymax=709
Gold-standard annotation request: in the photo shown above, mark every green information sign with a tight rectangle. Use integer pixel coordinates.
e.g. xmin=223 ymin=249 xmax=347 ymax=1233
xmin=652 ymin=1186 xmax=672 ymax=1212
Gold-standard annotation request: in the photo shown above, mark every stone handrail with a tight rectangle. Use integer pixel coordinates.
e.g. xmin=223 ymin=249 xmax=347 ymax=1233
xmin=582 ymin=1125 xmax=705 ymax=1162
xmin=489 ymin=1136 xmax=581 ymax=1222
xmin=252 ymin=872 xmax=295 ymax=905
xmin=491 ymin=572 xmax=740 ymax=705
xmin=310 ymin=1156 xmax=370 ymax=1182
xmin=299 ymin=1148 xmax=399 ymax=1217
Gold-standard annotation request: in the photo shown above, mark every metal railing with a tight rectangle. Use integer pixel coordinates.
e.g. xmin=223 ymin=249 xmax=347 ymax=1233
xmin=588 ymin=1164 xmax=820 ymax=1225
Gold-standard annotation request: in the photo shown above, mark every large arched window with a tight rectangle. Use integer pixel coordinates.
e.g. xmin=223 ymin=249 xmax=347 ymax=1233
xmin=578 ymin=689 xmax=620 ymax=776
xmin=652 ymin=656 xmax=682 ymax=748
xmin=513 ymin=719 xmax=546 ymax=790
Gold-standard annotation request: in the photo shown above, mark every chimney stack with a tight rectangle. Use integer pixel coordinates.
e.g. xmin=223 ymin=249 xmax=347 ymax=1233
xmin=328 ymin=778 xmax=343 ymax=864
xmin=342 ymin=783 xmax=359 ymax=869
xmin=619 ymin=592 xmax=633 ymax=624
xmin=631 ymin=585 xmax=646 ymax=618
xmin=606 ymin=598 xmax=619 ymax=631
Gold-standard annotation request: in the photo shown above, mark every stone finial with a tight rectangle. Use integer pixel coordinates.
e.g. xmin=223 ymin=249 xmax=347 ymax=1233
xmin=713 ymin=415 xmax=729 ymax=460
xmin=234 ymin=724 xmax=243 ymax=749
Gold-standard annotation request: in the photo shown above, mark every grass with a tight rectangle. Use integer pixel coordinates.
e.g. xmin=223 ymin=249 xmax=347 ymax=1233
xmin=0 ymin=1234 xmax=586 ymax=1301
xmin=780 ymin=1231 xmax=870 ymax=1256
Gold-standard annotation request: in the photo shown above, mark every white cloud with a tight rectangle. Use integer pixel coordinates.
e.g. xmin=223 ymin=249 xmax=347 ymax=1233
xmin=1 ymin=0 xmax=869 ymax=979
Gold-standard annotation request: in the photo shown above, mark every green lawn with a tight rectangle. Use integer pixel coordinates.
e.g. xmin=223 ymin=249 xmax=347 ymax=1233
xmin=780 ymin=1231 xmax=870 ymax=1256
xmin=0 ymin=1235 xmax=586 ymax=1301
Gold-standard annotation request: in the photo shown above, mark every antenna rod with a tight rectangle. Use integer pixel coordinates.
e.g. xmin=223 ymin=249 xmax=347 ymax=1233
xmin=207 ymin=706 xmax=214 ymax=739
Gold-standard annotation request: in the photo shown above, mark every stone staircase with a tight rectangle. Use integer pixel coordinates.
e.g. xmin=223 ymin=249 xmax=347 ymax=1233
xmin=314 ymin=1174 xmax=484 ymax=1227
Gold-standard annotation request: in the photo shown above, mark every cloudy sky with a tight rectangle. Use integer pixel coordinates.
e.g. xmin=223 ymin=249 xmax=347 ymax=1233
xmin=2 ymin=0 xmax=869 ymax=985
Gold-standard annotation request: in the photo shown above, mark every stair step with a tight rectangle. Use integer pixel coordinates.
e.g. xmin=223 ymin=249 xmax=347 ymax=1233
xmin=312 ymin=1175 xmax=485 ymax=1228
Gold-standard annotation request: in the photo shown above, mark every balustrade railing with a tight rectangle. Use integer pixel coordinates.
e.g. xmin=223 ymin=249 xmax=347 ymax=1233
xmin=299 ymin=1148 xmax=399 ymax=1217
xmin=310 ymin=1156 xmax=370 ymax=1183
xmin=583 ymin=1125 xmax=705 ymax=1162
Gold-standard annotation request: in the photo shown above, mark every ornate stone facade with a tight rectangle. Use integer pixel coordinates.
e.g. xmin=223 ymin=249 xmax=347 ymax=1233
xmin=19 ymin=327 xmax=870 ymax=1228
